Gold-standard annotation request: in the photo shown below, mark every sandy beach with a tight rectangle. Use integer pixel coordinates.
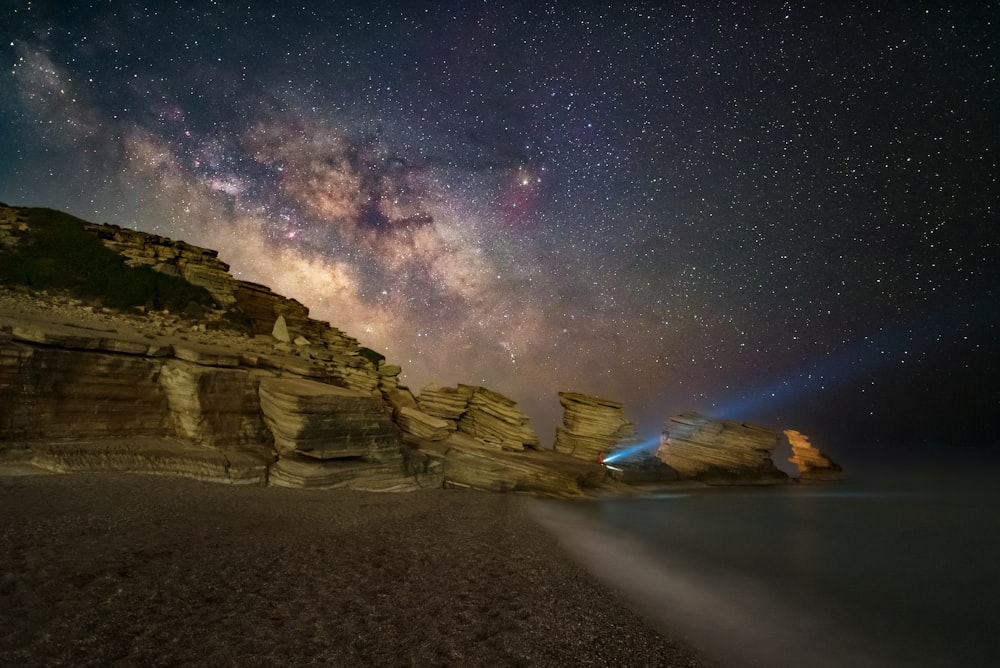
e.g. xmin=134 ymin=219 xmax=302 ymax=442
xmin=0 ymin=471 xmax=705 ymax=667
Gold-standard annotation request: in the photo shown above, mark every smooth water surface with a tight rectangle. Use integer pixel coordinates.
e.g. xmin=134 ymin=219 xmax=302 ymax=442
xmin=534 ymin=451 xmax=1000 ymax=667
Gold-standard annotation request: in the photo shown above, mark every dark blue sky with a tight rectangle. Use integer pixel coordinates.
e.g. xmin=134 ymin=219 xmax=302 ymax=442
xmin=2 ymin=1 xmax=997 ymax=449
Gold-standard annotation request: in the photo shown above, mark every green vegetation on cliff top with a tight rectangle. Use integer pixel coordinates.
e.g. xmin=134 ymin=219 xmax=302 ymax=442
xmin=0 ymin=207 xmax=215 ymax=313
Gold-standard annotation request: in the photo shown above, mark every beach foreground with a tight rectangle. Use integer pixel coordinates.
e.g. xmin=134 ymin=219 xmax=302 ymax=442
xmin=0 ymin=471 xmax=704 ymax=667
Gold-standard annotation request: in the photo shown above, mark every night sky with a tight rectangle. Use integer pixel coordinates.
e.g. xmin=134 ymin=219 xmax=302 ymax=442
xmin=2 ymin=2 xmax=997 ymax=451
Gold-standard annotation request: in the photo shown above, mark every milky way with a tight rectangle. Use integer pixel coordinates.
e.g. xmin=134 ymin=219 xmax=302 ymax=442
xmin=2 ymin=2 xmax=997 ymax=448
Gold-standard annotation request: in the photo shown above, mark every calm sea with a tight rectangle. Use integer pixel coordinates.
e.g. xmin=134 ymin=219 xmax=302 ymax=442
xmin=533 ymin=447 xmax=1000 ymax=667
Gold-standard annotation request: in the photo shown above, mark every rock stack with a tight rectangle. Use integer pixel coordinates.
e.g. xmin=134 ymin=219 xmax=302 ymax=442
xmin=399 ymin=383 xmax=540 ymax=451
xmin=388 ymin=383 xmax=610 ymax=496
xmin=784 ymin=429 xmax=843 ymax=481
xmin=457 ymin=385 xmax=540 ymax=451
xmin=553 ymin=391 xmax=636 ymax=462
xmin=656 ymin=412 xmax=788 ymax=482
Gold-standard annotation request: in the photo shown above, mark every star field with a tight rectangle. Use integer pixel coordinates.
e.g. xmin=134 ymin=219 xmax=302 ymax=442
xmin=2 ymin=1 xmax=997 ymax=448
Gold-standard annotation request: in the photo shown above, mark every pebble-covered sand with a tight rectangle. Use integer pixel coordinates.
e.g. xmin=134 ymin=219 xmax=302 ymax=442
xmin=0 ymin=472 xmax=706 ymax=667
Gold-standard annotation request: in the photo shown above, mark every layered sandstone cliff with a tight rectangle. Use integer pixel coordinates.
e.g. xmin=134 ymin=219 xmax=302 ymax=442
xmin=0 ymin=205 xmax=615 ymax=496
xmin=0 ymin=204 xmax=842 ymax=494
xmin=0 ymin=291 xmax=433 ymax=490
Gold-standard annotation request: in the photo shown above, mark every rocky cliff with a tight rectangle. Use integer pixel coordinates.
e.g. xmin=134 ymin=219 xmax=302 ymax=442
xmin=0 ymin=205 xmax=617 ymax=496
xmin=0 ymin=289 xmax=431 ymax=490
xmin=0 ymin=204 xmax=840 ymax=494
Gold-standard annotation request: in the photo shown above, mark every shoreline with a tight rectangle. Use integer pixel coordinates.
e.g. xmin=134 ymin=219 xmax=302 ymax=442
xmin=0 ymin=471 xmax=706 ymax=667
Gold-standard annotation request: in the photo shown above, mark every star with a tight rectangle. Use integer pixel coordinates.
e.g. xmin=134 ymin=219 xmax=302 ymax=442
xmin=0 ymin=1 xmax=996 ymax=447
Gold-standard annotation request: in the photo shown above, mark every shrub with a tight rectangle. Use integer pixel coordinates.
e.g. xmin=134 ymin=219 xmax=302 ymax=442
xmin=358 ymin=346 xmax=386 ymax=366
xmin=0 ymin=207 xmax=216 ymax=312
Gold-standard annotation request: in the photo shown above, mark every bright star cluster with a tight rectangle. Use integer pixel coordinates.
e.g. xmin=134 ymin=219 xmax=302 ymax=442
xmin=2 ymin=2 xmax=997 ymax=447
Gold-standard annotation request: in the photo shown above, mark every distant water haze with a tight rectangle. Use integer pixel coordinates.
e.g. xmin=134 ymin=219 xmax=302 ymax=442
xmin=534 ymin=445 xmax=1000 ymax=667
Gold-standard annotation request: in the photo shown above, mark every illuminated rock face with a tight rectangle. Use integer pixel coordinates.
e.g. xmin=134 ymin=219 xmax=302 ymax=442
xmin=784 ymin=429 xmax=843 ymax=481
xmin=553 ymin=391 xmax=636 ymax=462
xmin=402 ymin=431 xmax=608 ymax=498
xmin=656 ymin=412 xmax=788 ymax=483
xmin=258 ymin=377 xmax=397 ymax=459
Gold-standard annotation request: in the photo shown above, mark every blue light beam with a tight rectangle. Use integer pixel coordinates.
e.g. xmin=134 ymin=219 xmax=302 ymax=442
xmin=602 ymin=435 xmax=662 ymax=464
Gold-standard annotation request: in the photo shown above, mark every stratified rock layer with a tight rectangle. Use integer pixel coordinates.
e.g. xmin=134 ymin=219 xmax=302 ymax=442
xmin=0 ymin=205 xmax=607 ymax=496
xmin=417 ymin=383 xmax=472 ymax=421
xmin=396 ymin=406 xmax=453 ymax=441
xmin=457 ymin=385 xmax=540 ymax=451
xmin=784 ymin=429 xmax=843 ymax=481
xmin=657 ymin=412 xmax=788 ymax=482
xmin=553 ymin=391 xmax=636 ymax=462
xmin=406 ymin=382 xmax=540 ymax=452
xmin=84 ymin=222 xmax=240 ymax=308
xmin=159 ymin=360 xmax=267 ymax=447
xmin=390 ymin=383 xmax=613 ymax=496
xmin=405 ymin=432 xmax=610 ymax=498
xmin=258 ymin=377 xmax=396 ymax=459
xmin=4 ymin=438 xmax=272 ymax=485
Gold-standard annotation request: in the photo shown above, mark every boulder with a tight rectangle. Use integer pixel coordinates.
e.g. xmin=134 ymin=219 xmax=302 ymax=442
xmin=271 ymin=315 xmax=291 ymax=342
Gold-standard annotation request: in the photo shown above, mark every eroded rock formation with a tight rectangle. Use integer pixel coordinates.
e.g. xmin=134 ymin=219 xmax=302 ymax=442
xmin=0 ymin=297 xmax=430 ymax=490
xmin=458 ymin=385 xmax=540 ymax=451
xmin=656 ymin=412 xmax=788 ymax=483
xmin=0 ymin=204 xmax=843 ymax=495
xmin=553 ymin=391 xmax=636 ymax=462
xmin=0 ymin=203 xmax=438 ymax=490
xmin=0 ymin=205 xmax=620 ymax=496
xmin=409 ymin=382 xmax=540 ymax=451
xmin=83 ymin=222 xmax=240 ymax=308
xmin=385 ymin=384 xmax=610 ymax=497
xmin=784 ymin=429 xmax=843 ymax=481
